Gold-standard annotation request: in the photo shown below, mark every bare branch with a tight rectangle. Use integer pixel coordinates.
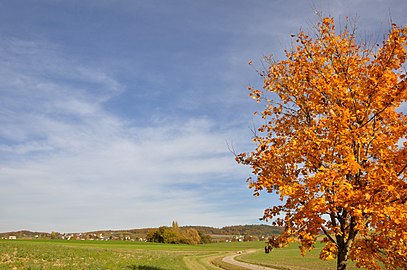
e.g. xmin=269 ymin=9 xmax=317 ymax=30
xmin=321 ymin=225 xmax=337 ymax=244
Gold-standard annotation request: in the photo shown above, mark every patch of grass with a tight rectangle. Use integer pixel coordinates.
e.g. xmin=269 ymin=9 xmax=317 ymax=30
xmin=126 ymin=265 xmax=166 ymax=270
xmin=0 ymin=240 xmax=188 ymax=269
xmin=236 ymin=242 xmax=364 ymax=270
xmin=183 ymin=251 xmax=223 ymax=270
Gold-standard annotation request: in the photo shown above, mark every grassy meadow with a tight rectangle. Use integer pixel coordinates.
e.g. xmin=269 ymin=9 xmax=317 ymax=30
xmin=236 ymin=242 xmax=363 ymax=270
xmin=0 ymin=239 xmax=365 ymax=270
xmin=0 ymin=239 xmax=256 ymax=270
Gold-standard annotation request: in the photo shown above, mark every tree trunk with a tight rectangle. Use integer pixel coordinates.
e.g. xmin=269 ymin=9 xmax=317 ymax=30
xmin=337 ymin=245 xmax=348 ymax=270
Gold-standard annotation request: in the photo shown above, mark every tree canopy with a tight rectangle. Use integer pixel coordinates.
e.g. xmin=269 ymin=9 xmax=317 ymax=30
xmin=237 ymin=17 xmax=407 ymax=270
xmin=146 ymin=222 xmax=203 ymax=245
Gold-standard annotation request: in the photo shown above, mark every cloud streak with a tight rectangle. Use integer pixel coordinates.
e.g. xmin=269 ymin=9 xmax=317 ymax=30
xmin=0 ymin=37 xmax=261 ymax=232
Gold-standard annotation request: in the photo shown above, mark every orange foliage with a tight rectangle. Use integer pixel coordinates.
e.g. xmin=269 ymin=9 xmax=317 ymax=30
xmin=237 ymin=17 xmax=407 ymax=270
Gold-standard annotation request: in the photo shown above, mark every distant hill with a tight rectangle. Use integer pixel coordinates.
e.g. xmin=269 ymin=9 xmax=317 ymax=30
xmin=0 ymin=224 xmax=282 ymax=241
xmin=0 ymin=230 xmax=50 ymax=239
xmin=185 ymin=225 xmax=283 ymax=236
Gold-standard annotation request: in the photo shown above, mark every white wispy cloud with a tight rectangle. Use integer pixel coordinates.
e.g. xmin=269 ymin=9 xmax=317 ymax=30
xmin=0 ymin=37 xmax=260 ymax=232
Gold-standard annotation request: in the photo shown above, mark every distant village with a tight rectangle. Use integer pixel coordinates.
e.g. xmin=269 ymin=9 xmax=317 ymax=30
xmin=3 ymin=232 xmax=269 ymax=243
xmin=58 ymin=232 xmax=146 ymax=241
xmin=1 ymin=231 xmax=147 ymax=242
xmin=1 ymin=224 xmax=283 ymax=243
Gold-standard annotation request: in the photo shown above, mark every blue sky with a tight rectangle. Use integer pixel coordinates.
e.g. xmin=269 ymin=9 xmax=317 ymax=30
xmin=1 ymin=0 xmax=406 ymax=233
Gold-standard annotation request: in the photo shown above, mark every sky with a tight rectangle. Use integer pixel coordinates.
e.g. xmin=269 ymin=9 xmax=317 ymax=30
xmin=1 ymin=0 xmax=407 ymax=233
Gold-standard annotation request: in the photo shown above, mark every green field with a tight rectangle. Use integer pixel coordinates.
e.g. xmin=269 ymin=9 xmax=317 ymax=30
xmin=0 ymin=239 xmax=252 ymax=270
xmin=236 ymin=242 xmax=363 ymax=270
xmin=0 ymin=239 xmax=365 ymax=269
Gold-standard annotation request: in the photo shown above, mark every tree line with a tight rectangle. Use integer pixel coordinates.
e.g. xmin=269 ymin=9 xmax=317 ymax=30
xmin=146 ymin=221 xmax=211 ymax=245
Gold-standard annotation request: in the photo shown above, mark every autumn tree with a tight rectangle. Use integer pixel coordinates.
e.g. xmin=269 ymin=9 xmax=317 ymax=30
xmin=146 ymin=222 xmax=202 ymax=245
xmin=237 ymin=17 xmax=407 ymax=270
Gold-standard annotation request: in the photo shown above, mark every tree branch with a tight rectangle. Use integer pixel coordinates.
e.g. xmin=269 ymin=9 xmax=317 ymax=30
xmin=397 ymin=163 xmax=407 ymax=177
xmin=321 ymin=225 xmax=336 ymax=244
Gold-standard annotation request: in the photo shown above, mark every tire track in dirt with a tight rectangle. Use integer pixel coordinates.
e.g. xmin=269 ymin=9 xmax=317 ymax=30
xmin=183 ymin=252 xmax=223 ymax=270
xmin=222 ymin=250 xmax=278 ymax=270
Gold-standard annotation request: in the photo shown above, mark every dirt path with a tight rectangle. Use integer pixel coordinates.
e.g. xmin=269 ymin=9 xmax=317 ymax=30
xmin=222 ymin=250 xmax=278 ymax=270
xmin=183 ymin=252 xmax=223 ymax=270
